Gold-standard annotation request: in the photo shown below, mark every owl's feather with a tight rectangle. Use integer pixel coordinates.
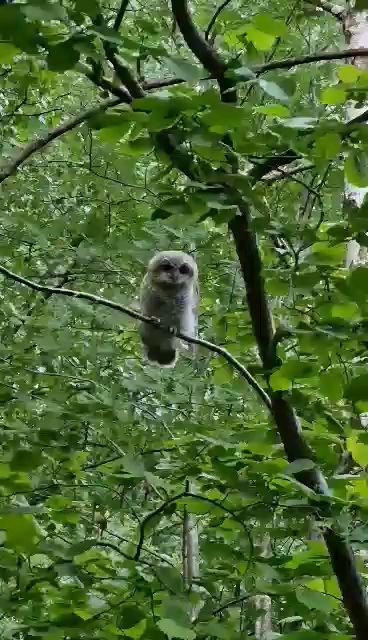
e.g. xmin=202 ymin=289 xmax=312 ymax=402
xmin=139 ymin=251 xmax=199 ymax=367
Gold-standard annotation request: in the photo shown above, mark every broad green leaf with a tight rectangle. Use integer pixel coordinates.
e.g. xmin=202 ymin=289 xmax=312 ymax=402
xmin=284 ymin=459 xmax=315 ymax=475
xmin=245 ymin=25 xmax=275 ymax=50
xmin=338 ymin=65 xmax=360 ymax=83
xmin=124 ymin=619 xmax=147 ymax=639
xmin=97 ymin=125 xmax=130 ymax=144
xmin=0 ymin=514 xmax=40 ymax=552
xmin=319 ymin=369 xmax=344 ymax=402
xmin=347 ymin=433 xmax=368 ymax=467
xmin=310 ymin=241 xmax=346 ymax=265
xmin=165 ymin=56 xmax=202 ymax=81
xmin=269 ymin=370 xmax=291 ymax=391
xmin=315 ymin=132 xmax=341 ymax=159
xmin=47 ymin=42 xmax=80 ymax=71
xmin=74 ymin=0 xmax=100 ymax=17
xmin=258 ymin=79 xmax=289 ymax=101
xmin=119 ymin=605 xmax=145 ymax=629
xmin=231 ymin=66 xmax=256 ymax=80
xmin=253 ymin=15 xmax=287 ymax=37
xmin=331 ymin=301 xmax=360 ymax=320
xmin=0 ymin=42 xmax=20 ymax=63
xmin=88 ymin=25 xmax=124 ymax=45
xmin=157 ymin=619 xmax=195 ymax=640
xmin=22 ymin=2 xmax=67 ymax=21
xmin=255 ymin=104 xmax=290 ymax=118
xmin=295 ymin=587 xmax=338 ymax=612
xmin=155 ymin=567 xmax=183 ymax=593
xmin=320 ymin=87 xmax=347 ymax=105
xmin=10 ymin=448 xmax=43 ymax=471
xmin=345 ymin=374 xmax=368 ymax=403
xmin=345 ymin=150 xmax=368 ymax=187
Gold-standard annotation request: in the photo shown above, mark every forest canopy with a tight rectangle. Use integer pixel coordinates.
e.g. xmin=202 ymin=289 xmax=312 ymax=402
xmin=1 ymin=0 xmax=368 ymax=638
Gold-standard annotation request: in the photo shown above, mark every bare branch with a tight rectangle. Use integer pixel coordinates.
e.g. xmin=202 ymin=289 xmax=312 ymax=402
xmin=0 ymin=97 xmax=126 ymax=184
xmin=0 ymin=263 xmax=271 ymax=411
xmin=143 ymin=77 xmax=187 ymax=90
xmin=205 ymin=0 xmax=232 ymax=41
xmin=113 ymin=0 xmax=130 ymax=30
xmin=171 ymin=0 xmax=236 ymax=102
xmin=254 ymin=48 xmax=368 ymax=74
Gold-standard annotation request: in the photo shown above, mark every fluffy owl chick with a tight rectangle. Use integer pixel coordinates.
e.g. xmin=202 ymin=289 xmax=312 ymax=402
xmin=139 ymin=251 xmax=198 ymax=367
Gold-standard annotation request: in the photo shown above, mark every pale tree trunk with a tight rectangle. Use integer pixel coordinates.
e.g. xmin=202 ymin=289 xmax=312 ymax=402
xmin=182 ymin=482 xmax=200 ymax=621
xmin=343 ymin=4 xmax=368 ymax=429
xmin=251 ymin=535 xmax=272 ymax=640
xmin=344 ymin=5 xmax=368 ymax=268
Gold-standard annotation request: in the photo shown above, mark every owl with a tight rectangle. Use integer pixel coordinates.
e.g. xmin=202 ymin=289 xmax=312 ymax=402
xmin=139 ymin=251 xmax=199 ymax=366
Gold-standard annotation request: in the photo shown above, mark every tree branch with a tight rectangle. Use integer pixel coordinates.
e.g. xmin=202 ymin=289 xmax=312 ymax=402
xmin=113 ymin=0 xmax=130 ymax=30
xmin=0 ymin=263 xmax=271 ymax=411
xmin=254 ymin=48 xmax=368 ymax=74
xmin=0 ymin=96 xmax=126 ymax=184
xmin=205 ymin=0 xmax=232 ymax=41
xmin=171 ymin=0 xmax=235 ymax=102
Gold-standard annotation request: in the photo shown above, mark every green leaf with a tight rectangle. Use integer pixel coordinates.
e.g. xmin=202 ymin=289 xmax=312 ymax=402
xmin=310 ymin=241 xmax=346 ymax=265
xmin=74 ymin=0 xmax=100 ymax=17
xmin=47 ymin=42 xmax=80 ymax=71
xmin=97 ymin=124 xmax=130 ymax=144
xmin=258 ymin=79 xmax=289 ymax=101
xmin=320 ymin=87 xmax=347 ymax=105
xmin=88 ymin=25 xmax=124 ymax=45
xmin=315 ymin=133 xmax=341 ymax=159
xmin=355 ymin=0 xmax=368 ymax=10
xmin=22 ymin=1 xmax=67 ymax=21
xmin=165 ymin=56 xmax=202 ymax=81
xmin=284 ymin=459 xmax=315 ymax=475
xmin=10 ymin=448 xmax=43 ymax=471
xmin=295 ymin=587 xmax=338 ymax=612
xmin=253 ymin=14 xmax=287 ymax=37
xmin=255 ymin=104 xmax=290 ymax=118
xmin=347 ymin=433 xmax=368 ymax=467
xmin=337 ymin=65 xmax=360 ymax=83
xmin=119 ymin=605 xmax=145 ymax=629
xmin=345 ymin=374 xmax=368 ymax=402
xmin=345 ymin=150 xmax=368 ymax=188
xmin=319 ymin=369 xmax=344 ymax=402
xmin=0 ymin=514 xmax=40 ymax=552
xmin=157 ymin=619 xmax=195 ymax=640
xmin=0 ymin=42 xmax=20 ymax=63
xmin=155 ymin=567 xmax=183 ymax=593
xmin=331 ymin=301 xmax=360 ymax=321
xmin=230 ymin=66 xmax=256 ymax=80
xmin=244 ymin=25 xmax=276 ymax=50
xmin=269 ymin=370 xmax=291 ymax=391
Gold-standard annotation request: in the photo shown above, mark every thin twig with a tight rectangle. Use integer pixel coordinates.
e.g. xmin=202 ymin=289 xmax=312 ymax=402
xmin=205 ymin=0 xmax=232 ymax=41
xmin=0 ymin=263 xmax=271 ymax=410
xmin=0 ymin=97 xmax=125 ymax=184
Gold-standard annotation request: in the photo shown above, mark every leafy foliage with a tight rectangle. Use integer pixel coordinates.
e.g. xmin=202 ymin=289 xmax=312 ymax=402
xmin=0 ymin=0 xmax=367 ymax=638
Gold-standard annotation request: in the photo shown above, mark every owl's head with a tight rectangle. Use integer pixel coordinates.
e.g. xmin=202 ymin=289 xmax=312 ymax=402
xmin=148 ymin=251 xmax=197 ymax=288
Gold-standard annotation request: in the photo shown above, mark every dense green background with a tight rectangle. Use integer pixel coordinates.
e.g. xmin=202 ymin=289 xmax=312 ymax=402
xmin=0 ymin=0 xmax=367 ymax=637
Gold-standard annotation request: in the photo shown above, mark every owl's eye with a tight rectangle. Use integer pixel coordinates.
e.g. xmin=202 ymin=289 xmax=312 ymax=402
xmin=161 ymin=262 xmax=173 ymax=271
xmin=179 ymin=263 xmax=191 ymax=275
